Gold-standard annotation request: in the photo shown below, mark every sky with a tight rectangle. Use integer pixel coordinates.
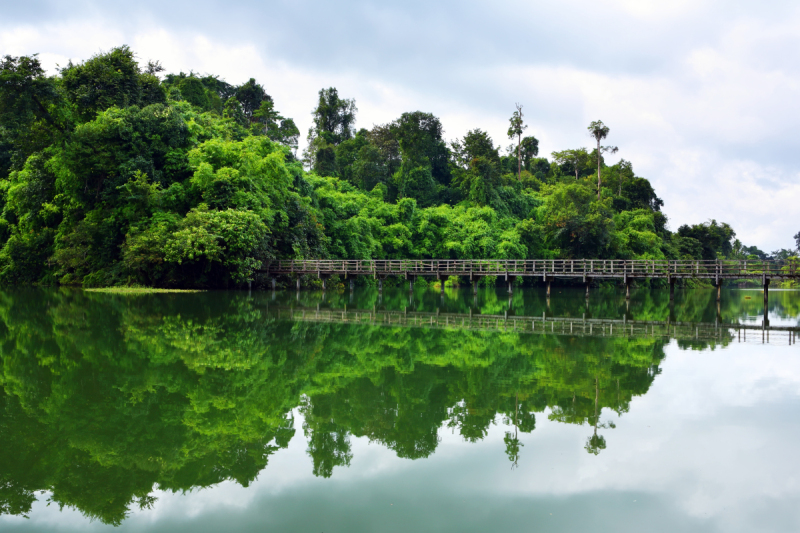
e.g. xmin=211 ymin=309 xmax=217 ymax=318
xmin=1 ymin=0 xmax=799 ymax=251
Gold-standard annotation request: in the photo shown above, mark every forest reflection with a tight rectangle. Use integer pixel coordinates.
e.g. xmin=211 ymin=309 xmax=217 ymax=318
xmin=0 ymin=287 xmax=796 ymax=525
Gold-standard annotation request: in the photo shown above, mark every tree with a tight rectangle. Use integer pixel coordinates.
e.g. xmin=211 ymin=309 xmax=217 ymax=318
xmin=551 ymin=148 xmax=590 ymax=180
xmin=253 ymin=100 xmax=300 ymax=150
xmin=795 ymin=231 xmax=800 ymax=252
xmin=615 ymin=159 xmax=633 ymax=196
xmin=450 ymin=130 xmax=503 ymax=206
xmin=304 ymin=87 xmax=357 ymax=175
xmin=519 ymin=136 xmax=539 ymax=171
xmin=60 ymin=45 xmax=165 ymax=123
xmin=178 ymin=76 xmax=210 ymax=110
xmin=587 ymin=120 xmax=618 ymax=200
xmin=676 ymin=220 xmax=736 ymax=260
xmin=235 ymin=78 xmax=271 ymax=124
xmin=452 ymin=129 xmax=500 ymax=166
xmin=0 ymin=54 xmax=68 ymax=175
xmin=309 ymin=87 xmax=356 ymax=145
xmin=507 ymin=104 xmax=527 ymax=181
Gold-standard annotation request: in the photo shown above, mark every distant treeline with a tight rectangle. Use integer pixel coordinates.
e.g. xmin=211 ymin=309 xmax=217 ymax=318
xmin=0 ymin=46 xmax=796 ymax=288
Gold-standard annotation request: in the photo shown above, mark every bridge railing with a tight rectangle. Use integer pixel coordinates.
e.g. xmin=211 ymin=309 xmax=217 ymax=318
xmin=267 ymin=259 xmax=799 ymax=277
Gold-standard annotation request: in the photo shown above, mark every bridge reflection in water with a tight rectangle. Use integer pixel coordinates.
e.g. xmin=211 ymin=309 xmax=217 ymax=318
xmin=267 ymin=305 xmax=798 ymax=345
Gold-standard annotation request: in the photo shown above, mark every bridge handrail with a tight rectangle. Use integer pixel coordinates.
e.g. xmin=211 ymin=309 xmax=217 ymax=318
xmin=267 ymin=258 xmax=798 ymax=277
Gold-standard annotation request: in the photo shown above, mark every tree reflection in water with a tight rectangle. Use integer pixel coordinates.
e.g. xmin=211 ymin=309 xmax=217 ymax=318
xmin=0 ymin=286 xmax=752 ymax=525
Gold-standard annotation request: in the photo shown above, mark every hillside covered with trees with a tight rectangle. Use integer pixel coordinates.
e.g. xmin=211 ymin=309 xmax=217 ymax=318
xmin=0 ymin=46 xmax=791 ymax=289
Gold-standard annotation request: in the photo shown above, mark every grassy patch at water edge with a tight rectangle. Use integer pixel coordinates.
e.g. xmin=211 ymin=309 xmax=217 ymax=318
xmin=84 ymin=287 xmax=205 ymax=294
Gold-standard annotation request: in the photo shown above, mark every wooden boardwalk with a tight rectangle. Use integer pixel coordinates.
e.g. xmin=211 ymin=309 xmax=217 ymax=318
xmin=267 ymin=305 xmax=799 ymax=345
xmin=265 ymin=259 xmax=799 ymax=301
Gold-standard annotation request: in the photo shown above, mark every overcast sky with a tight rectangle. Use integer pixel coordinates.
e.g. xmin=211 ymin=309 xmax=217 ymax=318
xmin=2 ymin=0 xmax=798 ymax=251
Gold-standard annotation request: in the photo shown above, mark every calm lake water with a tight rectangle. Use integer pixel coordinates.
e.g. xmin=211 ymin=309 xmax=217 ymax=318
xmin=1 ymin=286 xmax=799 ymax=532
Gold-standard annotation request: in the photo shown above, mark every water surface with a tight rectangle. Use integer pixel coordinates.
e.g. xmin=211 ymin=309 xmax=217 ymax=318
xmin=1 ymin=286 xmax=798 ymax=532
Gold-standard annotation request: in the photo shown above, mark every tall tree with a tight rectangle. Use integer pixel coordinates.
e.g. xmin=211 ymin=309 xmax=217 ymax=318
xmin=393 ymin=111 xmax=450 ymax=184
xmin=309 ymin=87 xmax=356 ymax=145
xmin=507 ymin=103 xmax=527 ymax=181
xmin=795 ymin=231 xmax=800 ymax=252
xmin=587 ymin=120 xmax=618 ymax=200
xmin=304 ymin=87 xmax=357 ymax=175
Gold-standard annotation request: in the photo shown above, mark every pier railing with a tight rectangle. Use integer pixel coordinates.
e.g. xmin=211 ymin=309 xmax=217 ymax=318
xmin=266 ymin=259 xmax=800 ymax=279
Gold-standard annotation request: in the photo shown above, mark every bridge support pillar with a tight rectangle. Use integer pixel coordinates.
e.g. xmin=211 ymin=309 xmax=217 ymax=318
xmin=271 ymin=278 xmax=276 ymax=291
xmin=625 ymin=274 xmax=630 ymax=300
xmin=763 ymin=277 xmax=770 ymax=309
xmin=669 ymin=278 xmax=675 ymax=301
xmin=296 ymin=277 xmax=301 ymax=291
xmin=349 ymin=278 xmax=355 ymax=291
xmin=378 ymin=279 xmax=383 ymax=293
xmin=322 ymin=278 xmax=327 ymax=291
xmin=473 ymin=277 xmax=480 ymax=295
xmin=584 ymin=278 xmax=590 ymax=299
xmin=546 ymin=279 xmax=551 ymax=298
xmin=507 ymin=276 xmax=515 ymax=295
xmin=408 ymin=278 xmax=414 ymax=292
xmin=716 ymin=279 xmax=722 ymax=302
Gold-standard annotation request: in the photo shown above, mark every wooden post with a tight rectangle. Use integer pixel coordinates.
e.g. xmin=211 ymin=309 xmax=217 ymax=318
xmin=473 ymin=278 xmax=479 ymax=295
xmin=669 ymin=278 xmax=675 ymax=301
xmin=625 ymin=277 xmax=631 ymax=300
xmin=350 ymin=278 xmax=355 ymax=291
xmin=409 ymin=278 xmax=414 ymax=292
xmin=716 ymin=279 xmax=722 ymax=302
xmin=378 ymin=278 xmax=383 ymax=292
xmin=546 ymin=279 xmax=551 ymax=298
xmin=585 ymin=281 xmax=590 ymax=299
xmin=296 ymin=277 xmax=301 ymax=291
xmin=322 ymin=278 xmax=327 ymax=291
xmin=763 ymin=277 xmax=769 ymax=309
xmin=271 ymin=278 xmax=276 ymax=291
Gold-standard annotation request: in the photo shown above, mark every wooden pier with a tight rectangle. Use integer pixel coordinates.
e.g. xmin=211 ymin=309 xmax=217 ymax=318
xmin=265 ymin=259 xmax=800 ymax=302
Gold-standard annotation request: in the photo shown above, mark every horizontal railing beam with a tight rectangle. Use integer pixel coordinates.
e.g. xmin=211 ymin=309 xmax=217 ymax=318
xmin=262 ymin=259 xmax=799 ymax=279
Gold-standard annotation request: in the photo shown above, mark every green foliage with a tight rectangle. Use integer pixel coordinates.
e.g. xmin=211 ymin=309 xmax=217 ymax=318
xmin=538 ymin=182 xmax=616 ymax=258
xmin=178 ymin=76 xmax=210 ymax=110
xmin=0 ymin=46 xmax=759 ymax=288
xmin=676 ymin=220 xmax=736 ymax=260
xmin=552 ymin=148 xmax=591 ymax=180
xmin=60 ymin=45 xmax=166 ymax=123
xmin=0 ymin=288 xmax=677 ymax=522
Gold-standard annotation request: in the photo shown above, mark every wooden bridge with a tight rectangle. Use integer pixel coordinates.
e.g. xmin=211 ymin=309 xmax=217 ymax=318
xmin=266 ymin=259 xmax=799 ymax=302
xmin=266 ymin=305 xmax=799 ymax=346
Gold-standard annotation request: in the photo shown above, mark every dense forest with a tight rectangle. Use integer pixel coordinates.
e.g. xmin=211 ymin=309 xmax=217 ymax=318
xmin=0 ymin=46 xmax=796 ymax=289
